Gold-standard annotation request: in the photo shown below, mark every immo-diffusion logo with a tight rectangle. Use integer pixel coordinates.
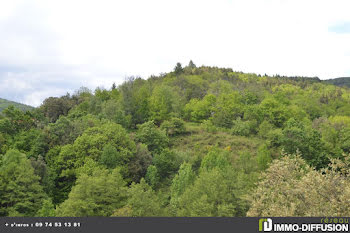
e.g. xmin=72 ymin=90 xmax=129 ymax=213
xmin=259 ymin=218 xmax=273 ymax=232
xmin=258 ymin=218 xmax=349 ymax=232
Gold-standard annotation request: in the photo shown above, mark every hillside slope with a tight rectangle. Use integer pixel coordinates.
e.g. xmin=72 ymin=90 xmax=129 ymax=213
xmin=0 ymin=98 xmax=34 ymax=112
xmin=1 ymin=63 xmax=350 ymax=217
xmin=323 ymin=77 xmax=350 ymax=88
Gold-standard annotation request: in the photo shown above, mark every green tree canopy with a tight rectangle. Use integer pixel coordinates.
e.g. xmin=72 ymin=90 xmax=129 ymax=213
xmin=176 ymin=168 xmax=244 ymax=216
xmin=56 ymin=166 xmax=127 ymax=216
xmin=136 ymin=121 xmax=169 ymax=153
xmin=0 ymin=150 xmax=46 ymax=216
xmin=248 ymin=154 xmax=350 ymax=216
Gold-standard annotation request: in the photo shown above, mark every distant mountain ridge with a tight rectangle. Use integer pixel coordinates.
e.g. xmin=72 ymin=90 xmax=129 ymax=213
xmin=0 ymin=98 xmax=34 ymax=112
xmin=323 ymin=77 xmax=350 ymax=88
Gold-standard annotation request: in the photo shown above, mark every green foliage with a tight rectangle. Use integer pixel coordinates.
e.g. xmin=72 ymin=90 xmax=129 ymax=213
xmin=50 ymin=144 xmax=77 ymax=204
xmin=160 ymin=117 xmax=186 ymax=136
xmin=201 ymin=119 xmax=218 ymax=133
xmin=152 ymin=149 xmax=181 ymax=179
xmin=266 ymin=128 xmax=283 ymax=148
xmin=241 ymin=91 xmax=259 ymax=105
xmin=236 ymin=151 xmax=257 ymax=174
xmin=36 ymin=199 xmax=55 ymax=217
xmin=188 ymin=60 xmax=196 ymax=69
xmin=136 ymin=121 xmax=169 ymax=153
xmin=119 ymin=77 xmax=150 ymax=127
xmin=258 ymin=120 xmax=274 ymax=139
xmin=13 ymin=128 xmax=47 ymax=158
xmin=0 ymin=118 xmax=13 ymax=135
xmin=0 ymin=132 xmax=10 ymax=154
xmin=47 ymin=123 xmax=135 ymax=203
xmin=99 ymin=144 xmax=122 ymax=169
xmin=56 ymin=166 xmax=127 ymax=216
xmin=176 ymin=168 xmax=244 ymax=216
xmin=45 ymin=116 xmax=75 ymax=146
xmin=256 ymin=144 xmax=272 ymax=170
xmin=260 ymin=97 xmax=290 ymax=127
xmin=94 ymin=87 xmax=111 ymax=101
xmin=184 ymin=94 xmax=216 ymax=122
xmin=40 ymin=95 xmax=76 ymax=123
xmin=174 ymin=62 xmax=184 ymax=75
xmin=324 ymin=77 xmax=350 ymax=88
xmin=0 ymin=150 xmax=46 ymax=216
xmin=200 ymin=147 xmax=231 ymax=171
xmin=102 ymin=99 xmax=131 ymax=128
xmin=281 ymin=118 xmax=328 ymax=168
xmin=3 ymin=64 xmax=350 ymax=217
xmin=128 ymin=144 xmax=152 ymax=183
xmin=73 ymin=122 xmax=135 ymax=165
xmin=0 ymin=98 xmax=34 ymax=113
xmin=30 ymin=155 xmax=48 ymax=181
xmin=208 ymin=80 xmax=234 ymax=96
xmin=231 ymin=117 xmax=252 ymax=136
xmin=45 ymin=114 xmax=102 ymax=147
xmin=243 ymin=104 xmax=264 ymax=124
xmin=0 ymin=106 xmax=36 ymax=135
xmin=170 ymin=163 xmax=195 ymax=213
xmin=145 ymin=165 xmax=160 ymax=189
xmin=210 ymin=92 xmax=243 ymax=128
xmin=123 ymin=179 xmax=163 ymax=216
xmin=149 ymin=85 xmax=181 ymax=124
xmin=248 ymin=154 xmax=350 ymax=216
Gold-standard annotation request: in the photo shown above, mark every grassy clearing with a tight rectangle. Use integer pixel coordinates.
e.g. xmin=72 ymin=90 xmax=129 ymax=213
xmin=171 ymin=122 xmax=264 ymax=160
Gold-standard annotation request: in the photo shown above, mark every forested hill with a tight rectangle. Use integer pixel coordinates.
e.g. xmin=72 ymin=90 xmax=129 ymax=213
xmin=323 ymin=77 xmax=350 ymax=88
xmin=1 ymin=62 xmax=350 ymax=217
xmin=0 ymin=98 xmax=34 ymax=112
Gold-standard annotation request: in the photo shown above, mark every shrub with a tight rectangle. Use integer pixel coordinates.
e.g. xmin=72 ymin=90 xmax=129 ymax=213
xmin=160 ymin=117 xmax=186 ymax=136
xmin=231 ymin=117 xmax=251 ymax=136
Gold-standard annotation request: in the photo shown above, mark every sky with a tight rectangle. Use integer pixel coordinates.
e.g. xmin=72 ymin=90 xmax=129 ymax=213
xmin=0 ymin=0 xmax=350 ymax=107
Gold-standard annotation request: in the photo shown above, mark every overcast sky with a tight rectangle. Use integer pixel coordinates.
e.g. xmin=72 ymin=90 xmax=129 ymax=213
xmin=0 ymin=0 xmax=350 ymax=107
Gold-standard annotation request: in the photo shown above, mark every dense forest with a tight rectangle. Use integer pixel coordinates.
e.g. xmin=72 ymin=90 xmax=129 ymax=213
xmin=1 ymin=61 xmax=350 ymax=217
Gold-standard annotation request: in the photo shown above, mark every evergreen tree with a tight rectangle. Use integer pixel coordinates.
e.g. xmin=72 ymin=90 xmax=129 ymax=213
xmin=174 ymin=62 xmax=183 ymax=75
xmin=188 ymin=60 xmax=196 ymax=69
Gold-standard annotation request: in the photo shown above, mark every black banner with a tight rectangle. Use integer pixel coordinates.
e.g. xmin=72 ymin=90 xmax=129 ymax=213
xmin=0 ymin=217 xmax=349 ymax=233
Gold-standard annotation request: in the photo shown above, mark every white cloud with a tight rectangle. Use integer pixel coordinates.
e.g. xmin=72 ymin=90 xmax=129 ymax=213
xmin=0 ymin=0 xmax=350 ymax=106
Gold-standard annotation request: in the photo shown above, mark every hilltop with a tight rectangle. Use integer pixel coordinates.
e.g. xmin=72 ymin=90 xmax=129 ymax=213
xmin=1 ymin=63 xmax=350 ymax=217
